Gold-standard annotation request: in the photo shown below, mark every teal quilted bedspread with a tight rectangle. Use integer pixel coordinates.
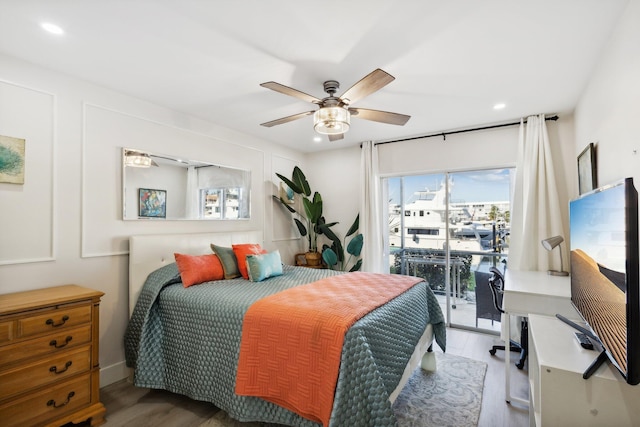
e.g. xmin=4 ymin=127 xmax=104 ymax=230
xmin=124 ymin=264 xmax=445 ymax=427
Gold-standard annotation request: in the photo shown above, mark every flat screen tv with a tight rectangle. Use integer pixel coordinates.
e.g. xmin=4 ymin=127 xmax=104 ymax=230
xmin=564 ymin=177 xmax=640 ymax=385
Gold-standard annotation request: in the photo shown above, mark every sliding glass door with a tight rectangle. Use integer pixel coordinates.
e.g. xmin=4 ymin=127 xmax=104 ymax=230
xmin=386 ymin=168 xmax=512 ymax=332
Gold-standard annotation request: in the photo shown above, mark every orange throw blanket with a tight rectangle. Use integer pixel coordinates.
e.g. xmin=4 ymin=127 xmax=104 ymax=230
xmin=235 ymin=272 xmax=423 ymax=426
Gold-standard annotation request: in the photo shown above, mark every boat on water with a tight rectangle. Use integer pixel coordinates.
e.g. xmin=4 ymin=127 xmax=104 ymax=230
xmin=388 ymin=182 xmax=509 ymax=253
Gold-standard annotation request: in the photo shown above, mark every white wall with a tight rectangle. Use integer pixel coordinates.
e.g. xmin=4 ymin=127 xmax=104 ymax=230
xmin=574 ymin=0 xmax=640 ymax=189
xmin=0 ymin=53 xmax=305 ymax=385
xmin=305 ymin=145 xmax=362 ymax=249
xmin=377 ymin=127 xmax=519 ymax=176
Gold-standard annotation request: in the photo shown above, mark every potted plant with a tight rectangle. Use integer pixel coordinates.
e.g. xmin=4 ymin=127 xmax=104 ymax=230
xmin=274 ymin=167 xmax=337 ymax=266
xmin=321 ymin=214 xmax=363 ymax=272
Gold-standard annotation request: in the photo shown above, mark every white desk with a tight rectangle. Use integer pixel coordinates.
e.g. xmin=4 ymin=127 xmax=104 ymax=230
xmin=528 ymin=314 xmax=640 ymax=426
xmin=502 ymin=270 xmax=579 ymax=406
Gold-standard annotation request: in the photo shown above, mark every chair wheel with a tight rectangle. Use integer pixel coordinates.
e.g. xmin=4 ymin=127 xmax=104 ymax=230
xmin=489 ymin=349 xmax=497 ymax=356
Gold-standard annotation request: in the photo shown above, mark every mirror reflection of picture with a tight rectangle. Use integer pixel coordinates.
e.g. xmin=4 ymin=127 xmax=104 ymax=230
xmin=578 ymin=142 xmax=597 ymax=195
xmin=139 ymin=188 xmax=167 ymax=218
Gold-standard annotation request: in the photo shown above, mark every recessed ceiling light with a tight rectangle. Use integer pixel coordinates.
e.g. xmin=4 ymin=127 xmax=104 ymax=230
xmin=313 ymin=136 xmax=322 ymax=143
xmin=41 ymin=22 xmax=64 ymax=35
xmin=493 ymin=103 xmax=506 ymax=110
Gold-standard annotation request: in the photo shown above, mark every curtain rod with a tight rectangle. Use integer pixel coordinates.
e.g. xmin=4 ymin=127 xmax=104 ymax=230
xmin=373 ymin=115 xmax=559 ymax=146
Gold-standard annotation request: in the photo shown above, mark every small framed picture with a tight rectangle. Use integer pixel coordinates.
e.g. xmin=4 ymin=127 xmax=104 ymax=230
xmin=0 ymin=134 xmax=26 ymax=184
xmin=139 ymin=188 xmax=167 ymax=218
xmin=279 ymin=181 xmax=295 ymax=204
xmin=577 ymin=143 xmax=597 ymax=195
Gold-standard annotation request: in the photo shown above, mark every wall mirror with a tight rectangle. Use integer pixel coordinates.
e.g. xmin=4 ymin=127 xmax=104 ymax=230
xmin=122 ymin=148 xmax=251 ymax=220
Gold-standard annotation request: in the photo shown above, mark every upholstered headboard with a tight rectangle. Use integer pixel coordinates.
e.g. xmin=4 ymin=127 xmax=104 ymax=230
xmin=128 ymin=231 xmax=264 ymax=316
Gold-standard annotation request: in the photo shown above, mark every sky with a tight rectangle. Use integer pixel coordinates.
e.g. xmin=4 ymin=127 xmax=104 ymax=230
xmin=570 ymin=182 xmax=627 ymax=272
xmin=387 ymin=168 xmax=513 ymax=205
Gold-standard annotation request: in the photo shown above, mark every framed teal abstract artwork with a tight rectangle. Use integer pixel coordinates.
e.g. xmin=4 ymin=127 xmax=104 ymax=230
xmin=0 ymin=134 xmax=25 ymax=184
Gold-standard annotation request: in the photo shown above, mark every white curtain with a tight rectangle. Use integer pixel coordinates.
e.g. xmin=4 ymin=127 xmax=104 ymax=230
xmin=508 ymin=114 xmax=566 ymax=271
xmin=186 ymin=166 xmax=199 ymax=219
xmin=360 ymin=141 xmax=385 ymax=273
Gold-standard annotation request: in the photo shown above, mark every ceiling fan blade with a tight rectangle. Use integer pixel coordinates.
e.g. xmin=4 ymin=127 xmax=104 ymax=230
xmin=350 ymin=108 xmax=410 ymax=126
xmin=260 ymin=111 xmax=315 ymax=127
xmin=260 ymin=82 xmax=322 ymax=104
xmin=340 ymin=69 xmax=395 ymax=105
xmin=328 ymin=133 xmax=344 ymax=142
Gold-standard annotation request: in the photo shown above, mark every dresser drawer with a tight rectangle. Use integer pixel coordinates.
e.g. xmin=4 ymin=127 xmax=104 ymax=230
xmin=0 ymin=325 xmax=91 ymax=366
xmin=18 ymin=304 xmax=91 ymax=339
xmin=0 ymin=373 xmax=92 ymax=427
xmin=0 ymin=346 xmax=91 ymax=400
xmin=0 ymin=320 xmax=13 ymax=344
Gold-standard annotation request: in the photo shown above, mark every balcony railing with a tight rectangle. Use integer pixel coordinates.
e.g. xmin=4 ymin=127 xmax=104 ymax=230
xmin=391 ymin=247 xmax=508 ymax=331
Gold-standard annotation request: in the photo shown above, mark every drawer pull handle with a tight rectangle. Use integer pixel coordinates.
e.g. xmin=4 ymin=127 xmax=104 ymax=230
xmin=50 ymin=361 xmax=72 ymax=374
xmin=50 ymin=336 xmax=73 ymax=348
xmin=46 ymin=315 xmax=69 ymax=327
xmin=47 ymin=391 xmax=75 ymax=408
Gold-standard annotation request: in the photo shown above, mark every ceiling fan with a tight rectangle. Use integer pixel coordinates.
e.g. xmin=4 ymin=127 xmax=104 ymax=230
xmin=260 ymin=68 xmax=411 ymax=141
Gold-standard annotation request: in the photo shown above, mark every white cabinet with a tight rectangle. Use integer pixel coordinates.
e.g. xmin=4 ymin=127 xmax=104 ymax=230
xmin=528 ymin=314 xmax=640 ymax=426
xmin=502 ymin=270 xmax=578 ymax=405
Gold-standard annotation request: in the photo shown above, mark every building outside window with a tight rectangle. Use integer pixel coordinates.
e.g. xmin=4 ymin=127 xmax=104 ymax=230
xmin=386 ymin=168 xmax=513 ymax=332
xmin=200 ymin=187 xmax=242 ymax=219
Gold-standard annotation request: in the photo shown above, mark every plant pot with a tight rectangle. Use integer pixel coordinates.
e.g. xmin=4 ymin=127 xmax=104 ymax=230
xmin=305 ymin=251 xmax=322 ymax=267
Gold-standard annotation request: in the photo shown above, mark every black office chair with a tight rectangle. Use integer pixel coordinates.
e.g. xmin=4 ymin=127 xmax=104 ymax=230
xmin=474 ymin=271 xmax=501 ymax=327
xmin=487 ymin=266 xmax=528 ymax=370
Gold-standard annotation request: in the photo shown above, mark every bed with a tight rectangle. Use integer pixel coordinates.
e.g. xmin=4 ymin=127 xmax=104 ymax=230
xmin=124 ymin=231 xmax=445 ymax=427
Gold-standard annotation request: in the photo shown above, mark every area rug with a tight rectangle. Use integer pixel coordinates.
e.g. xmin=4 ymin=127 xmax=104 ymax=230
xmin=199 ymin=352 xmax=487 ymax=427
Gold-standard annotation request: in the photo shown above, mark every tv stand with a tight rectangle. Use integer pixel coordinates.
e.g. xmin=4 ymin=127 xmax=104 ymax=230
xmin=583 ymin=351 xmax=610 ymax=379
xmin=554 ymin=313 xmax=610 ymax=379
xmin=528 ymin=314 xmax=640 ymax=426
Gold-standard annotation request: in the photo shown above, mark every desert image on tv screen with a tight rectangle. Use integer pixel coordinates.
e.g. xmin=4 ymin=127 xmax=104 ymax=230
xmin=570 ymin=185 xmax=627 ymax=373
xmin=571 ymin=249 xmax=626 ymax=372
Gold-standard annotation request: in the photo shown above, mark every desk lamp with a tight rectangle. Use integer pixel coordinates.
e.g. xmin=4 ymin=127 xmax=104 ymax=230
xmin=541 ymin=236 xmax=569 ymax=276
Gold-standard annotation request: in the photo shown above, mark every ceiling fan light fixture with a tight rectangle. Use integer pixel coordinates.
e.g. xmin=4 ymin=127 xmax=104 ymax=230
xmin=313 ymin=106 xmax=350 ymax=135
xmin=261 ymin=69 xmax=409 ymax=137
xmin=124 ymin=150 xmax=154 ymax=168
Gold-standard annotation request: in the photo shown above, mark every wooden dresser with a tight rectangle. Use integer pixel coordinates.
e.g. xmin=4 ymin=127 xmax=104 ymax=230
xmin=0 ymin=285 xmax=106 ymax=427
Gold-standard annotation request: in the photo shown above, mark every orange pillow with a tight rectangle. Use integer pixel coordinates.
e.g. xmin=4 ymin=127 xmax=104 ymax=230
xmin=232 ymin=244 xmax=267 ymax=279
xmin=174 ymin=253 xmax=224 ymax=287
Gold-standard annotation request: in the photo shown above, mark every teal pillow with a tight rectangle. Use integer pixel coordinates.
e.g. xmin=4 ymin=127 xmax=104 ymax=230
xmin=246 ymin=250 xmax=283 ymax=282
xmin=210 ymin=244 xmax=240 ymax=279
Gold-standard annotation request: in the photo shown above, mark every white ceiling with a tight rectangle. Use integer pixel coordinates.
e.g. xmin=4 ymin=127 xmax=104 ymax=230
xmin=0 ymin=0 xmax=628 ymax=152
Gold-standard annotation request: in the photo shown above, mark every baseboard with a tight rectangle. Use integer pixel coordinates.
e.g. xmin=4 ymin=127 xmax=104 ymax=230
xmin=100 ymin=360 xmax=130 ymax=387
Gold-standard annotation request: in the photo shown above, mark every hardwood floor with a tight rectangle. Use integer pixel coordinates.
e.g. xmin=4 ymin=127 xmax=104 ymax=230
xmin=94 ymin=381 xmax=218 ymax=427
xmin=95 ymin=328 xmax=529 ymax=427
